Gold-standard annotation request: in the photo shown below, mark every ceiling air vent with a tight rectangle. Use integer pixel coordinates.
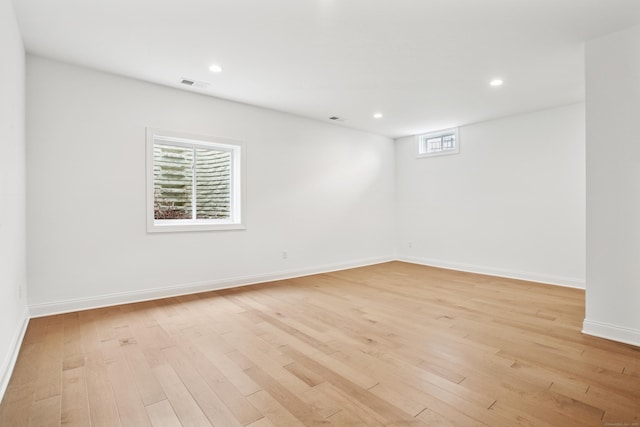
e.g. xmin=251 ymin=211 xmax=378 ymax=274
xmin=180 ymin=78 xmax=210 ymax=89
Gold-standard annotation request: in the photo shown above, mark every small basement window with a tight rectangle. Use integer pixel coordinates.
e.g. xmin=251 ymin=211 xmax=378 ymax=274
xmin=146 ymin=128 xmax=245 ymax=232
xmin=417 ymin=128 xmax=459 ymax=158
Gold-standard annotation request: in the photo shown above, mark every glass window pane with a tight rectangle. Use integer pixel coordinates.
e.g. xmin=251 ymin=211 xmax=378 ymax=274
xmin=195 ymin=148 xmax=231 ymax=219
xmin=442 ymin=134 xmax=455 ymax=149
xmin=153 ymin=144 xmax=193 ymax=219
xmin=427 ymin=137 xmax=442 ymax=152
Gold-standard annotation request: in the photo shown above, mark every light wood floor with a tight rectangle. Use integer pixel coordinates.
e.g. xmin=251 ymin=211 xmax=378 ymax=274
xmin=1 ymin=262 xmax=639 ymax=426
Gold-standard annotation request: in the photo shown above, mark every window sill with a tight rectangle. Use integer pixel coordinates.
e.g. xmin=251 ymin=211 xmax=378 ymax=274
xmin=147 ymin=221 xmax=246 ymax=233
xmin=417 ymin=149 xmax=459 ymax=159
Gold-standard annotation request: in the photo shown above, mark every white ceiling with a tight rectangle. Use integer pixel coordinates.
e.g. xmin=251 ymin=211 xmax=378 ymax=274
xmin=13 ymin=0 xmax=640 ymax=138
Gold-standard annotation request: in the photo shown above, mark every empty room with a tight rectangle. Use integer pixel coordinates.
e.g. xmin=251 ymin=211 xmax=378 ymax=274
xmin=1 ymin=0 xmax=640 ymax=425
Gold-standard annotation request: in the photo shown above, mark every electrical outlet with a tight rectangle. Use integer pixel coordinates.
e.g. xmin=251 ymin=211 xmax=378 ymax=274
xmin=408 ymin=242 xmax=413 ymax=248
xmin=282 ymin=250 xmax=288 ymax=259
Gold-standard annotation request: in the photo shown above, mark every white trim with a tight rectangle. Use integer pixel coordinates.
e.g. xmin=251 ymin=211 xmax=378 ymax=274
xmin=28 ymin=256 xmax=395 ymax=318
xmin=0 ymin=307 xmax=29 ymax=401
xmin=150 ymin=221 xmax=246 ymax=233
xmin=582 ymin=319 xmax=640 ymax=348
xmin=29 ymin=255 xmax=588 ymax=317
xmin=397 ymin=255 xmax=585 ymax=289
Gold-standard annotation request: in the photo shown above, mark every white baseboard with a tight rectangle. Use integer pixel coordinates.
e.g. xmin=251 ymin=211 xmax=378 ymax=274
xmin=0 ymin=307 xmax=29 ymax=401
xmin=582 ymin=319 xmax=640 ymax=348
xmin=28 ymin=255 xmax=395 ymax=318
xmin=29 ymin=255 xmax=585 ymax=317
xmin=397 ymin=255 xmax=585 ymax=289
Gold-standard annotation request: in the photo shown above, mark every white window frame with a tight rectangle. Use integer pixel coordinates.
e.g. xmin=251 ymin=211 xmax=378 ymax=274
xmin=416 ymin=127 xmax=459 ymax=158
xmin=146 ymin=128 xmax=246 ymax=233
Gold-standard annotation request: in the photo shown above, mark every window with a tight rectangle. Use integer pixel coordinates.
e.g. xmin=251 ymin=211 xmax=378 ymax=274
xmin=417 ymin=128 xmax=459 ymax=157
xmin=146 ymin=128 xmax=245 ymax=232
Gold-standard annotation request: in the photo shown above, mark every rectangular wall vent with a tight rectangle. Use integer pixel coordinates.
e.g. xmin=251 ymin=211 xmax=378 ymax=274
xmin=180 ymin=78 xmax=210 ymax=89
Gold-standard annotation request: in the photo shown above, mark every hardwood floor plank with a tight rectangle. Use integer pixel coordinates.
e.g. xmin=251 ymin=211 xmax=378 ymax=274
xmin=456 ymin=357 xmax=606 ymax=426
xmin=245 ymin=416 xmax=276 ymax=427
xmin=117 ymin=326 xmax=167 ymax=407
xmin=62 ymin=313 xmax=84 ymax=372
xmin=371 ymin=379 xmax=488 ymax=426
xmin=101 ymin=338 xmax=153 ymax=427
xmin=84 ymin=351 xmax=122 ymax=427
xmin=33 ymin=323 xmax=64 ymax=402
xmin=280 ymin=346 xmax=428 ymax=426
xmin=0 ymin=383 xmax=35 ymax=426
xmin=486 ymin=401 xmax=556 ymax=427
xmin=60 ymin=366 xmax=90 ymax=427
xmin=94 ymin=307 xmax=121 ymax=343
xmin=256 ymin=320 xmax=379 ymax=390
xmin=222 ymin=330 xmax=310 ymax=396
xmin=28 ymin=395 xmax=60 ymax=427
xmin=174 ymin=336 xmax=263 ymax=425
xmin=329 ymin=344 xmax=496 ymax=412
xmin=192 ymin=338 xmax=262 ymax=397
xmin=243 ymin=363 xmax=332 ymax=426
xmin=3 ymin=262 xmax=639 ymax=426
xmin=161 ymin=345 xmax=244 ymax=426
xmin=313 ymin=382 xmax=405 ymax=427
xmin=299 ymin=385 xmax=343 ymax=419
xmin=414 ymin=407 xmax=456 ymax=427
xmin=246 ymin=390 xmax=306 ymax=427
xmin=328 ymin=408 xmax=380 ymax=426
xmin=3 ymin=341 xmax=41 ymax=388
xmin=151 ymin=362 xmax=212 ymax=427
xmin=79 ymin=315 xmax=102 ymax=357
xmin=368 ymin=382 xmax=425 ymax=417
xmin=145 ymin=400 xmax=182 ymax=427
xmin=514 ymin=359 xmax=639 ymax=419
xmin=22 ymin=317 xmax=47 ymax=346
xmin=284 ymin=362 xmax=325 ymax=388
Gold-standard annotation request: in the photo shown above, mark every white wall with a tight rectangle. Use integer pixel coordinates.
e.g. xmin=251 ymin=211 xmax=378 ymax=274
xmin=584 ymin=24 xmax=640 ymax=346
xmin=0 ymin=0 xmax=29 ymax=398
xmin=26 ymin=56 xmax=396 ymax=315
xmin=395 ymin=104 xmax=585 ymax=287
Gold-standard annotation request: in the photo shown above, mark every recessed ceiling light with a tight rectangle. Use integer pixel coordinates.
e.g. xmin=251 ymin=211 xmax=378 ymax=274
xmin=373 ymin=113 xmax=383 ymax=119
xmin=490 ymin=79 xmax=503 ymax=87
xmin=209 ymin=64 xmax=223 ymax=73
